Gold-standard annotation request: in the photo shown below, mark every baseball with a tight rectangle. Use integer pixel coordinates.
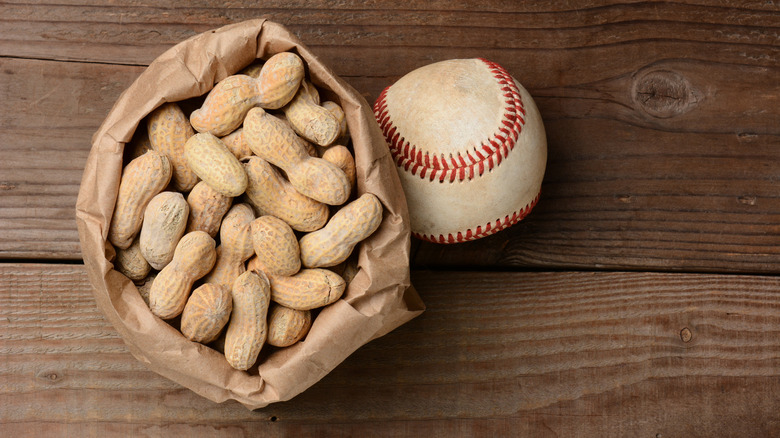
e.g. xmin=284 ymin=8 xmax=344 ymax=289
xmin=373 ymin=58 xmax=547 ymax=243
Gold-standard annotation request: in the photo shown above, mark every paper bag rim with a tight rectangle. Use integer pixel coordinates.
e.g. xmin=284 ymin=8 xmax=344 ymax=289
xmin=75 ymin=18 xmax=424 ymax=410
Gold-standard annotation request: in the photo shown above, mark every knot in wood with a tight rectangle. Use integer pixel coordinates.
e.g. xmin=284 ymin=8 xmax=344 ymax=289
xmin=738 ymin=195 xmax=757 ymax=206
xmin=36 ymin=369 xmax=64 ymax=383
xmin=632 ymin=70 xmax=698 ymax=118
xmin=680 ymin=327 xmax=693 ymax=343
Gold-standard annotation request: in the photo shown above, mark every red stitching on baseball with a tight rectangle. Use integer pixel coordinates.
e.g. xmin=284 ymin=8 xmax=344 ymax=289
xmin=412 ymin=192 xmax=540 ymax=244
xmin=373 ymin=58 xmax=525 ymax=183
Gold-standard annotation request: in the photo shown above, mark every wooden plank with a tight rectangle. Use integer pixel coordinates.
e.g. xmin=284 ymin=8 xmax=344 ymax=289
xmin=1 ymin=2 xmax=778 ymax=272
xmin=3 ymin=60 xmax=778 ymax=270
xmin=0 ymin=58 xmax=146 ymax=260
xmin=2 ymin=2 xmax=778 ymax=69
xmin=1 ymin=264 xmax=780 ymax=435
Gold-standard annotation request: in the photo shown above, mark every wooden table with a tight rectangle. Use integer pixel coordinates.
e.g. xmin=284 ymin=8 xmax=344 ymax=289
xmin=2 ymin=1 xmax=779 ymax=436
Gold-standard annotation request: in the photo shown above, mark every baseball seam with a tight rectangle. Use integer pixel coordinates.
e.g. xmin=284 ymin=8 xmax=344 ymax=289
xmin=412 ymin=192 xmax=540 ymax=244
xmin=373 ymin=58 xmax=526 ymax=183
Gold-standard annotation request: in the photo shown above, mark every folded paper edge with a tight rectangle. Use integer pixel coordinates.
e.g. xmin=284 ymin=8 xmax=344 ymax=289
xmin=74 ymin=18 xmax=424 ymax=411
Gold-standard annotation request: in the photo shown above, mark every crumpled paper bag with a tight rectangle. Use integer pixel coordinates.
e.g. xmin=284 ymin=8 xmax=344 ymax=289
xmin=75 ymin=18 xmax=424 ymax=410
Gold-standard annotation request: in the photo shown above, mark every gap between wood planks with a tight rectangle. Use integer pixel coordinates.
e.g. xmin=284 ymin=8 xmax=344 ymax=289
xmin=0 ymin=53 xmax=149 ymax=67
xmin=4 ymin=258 xmax=780 ymax=279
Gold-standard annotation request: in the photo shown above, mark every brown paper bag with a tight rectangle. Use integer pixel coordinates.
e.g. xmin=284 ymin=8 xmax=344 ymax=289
xmin=75 ymin=18 xmax=425 ymax=410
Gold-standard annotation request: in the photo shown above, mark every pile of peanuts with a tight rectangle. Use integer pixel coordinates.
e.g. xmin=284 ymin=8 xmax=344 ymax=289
xmin=107 ymin=52 xmax=383 ymax=371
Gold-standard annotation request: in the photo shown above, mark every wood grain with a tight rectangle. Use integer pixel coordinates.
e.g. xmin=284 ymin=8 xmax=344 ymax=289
xmin=2 ymin=2 xmax=778 ymax=435
xmin=2 ymin=1 xmax=779 ymax=68
xmin=1 ymin=1 xmax=778 ymax=273
xmin=2 ymin=264 xmax=779 ymax=435
xmin=0 ymin=58 xmax=145 ymax=260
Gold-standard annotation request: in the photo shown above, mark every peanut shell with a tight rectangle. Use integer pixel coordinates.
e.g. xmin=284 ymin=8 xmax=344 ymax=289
xmin=224 ymin=271 xmax=271 ymax=371
xmin=249 ymin=216 xmax=301 ymax=277
xmin=266 ymin=304 xmax=311 ymax=347
xmin=203 ymin=204 xmax=255 ymax=288
xmin=299 ymin=193 xmax=383 ymax=268
xmin=269 ymin=268 xmax=346 ymax=311
xmin=185 ymin=181 xmax=233 ymax=238
xmin=185 ymin=132 xmax=248 ymax=197
xmin=114 ymin=237 xmax=151 ymax=281
xmin=181 ymin=283 xmax=232 ymax=344
xmin=243 ymin=107 xmax=350 ymax=205
xmin=147 ymin=102 xmax=199 ymax=191
xmin=108 ymin=150 xmax=172 ymax=249
xmin=149 ymin=231 xmax=217 ymax=320
xmin=139 ymin=191 xmax=189 ymax=270
xmin=282 ymin=83 xmax=340 ymax=146
xmin=243 ymin=157 xmax=329 ymax=232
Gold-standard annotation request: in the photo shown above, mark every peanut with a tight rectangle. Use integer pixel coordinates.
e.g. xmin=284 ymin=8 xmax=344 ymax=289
xmin=224 ymin=270 xmax=270 ymax=371
xmin=302 ymin=138 xmax=319 ymax=158
xmin=276 ymin=114 xmax=319 ymax=157
xmin=273 ymin=112 xmax=320 ymax=158
xmin=243 ymin=157 xmax=329 ymax=232
xmin=139 ymin=191 xmax=189 ymax=270
xmin=149 ymin=231 xmax=217 ymax=319
xmin=282 ymin=82 xmax=340 ymax=146
xmin=249 ymin=216 xmax=300 ymax=277
xmin=185 ymin=181 xmax=232 ymax=238
xmin=189 ymin=75 xmax=257 ymax=136
xmin=184 ymin=132 xmax=247 ymax=197
xmin=114 ymin=237 xmax=151 ymax=281
xmin=219 ymin=128 xmax=253 ymax=160
xmin=254 ymin=52 xmax=306 ymax=110
xmin=109 ymin=150 xmax=172 ymax=249
xmin=269 ymin=268 xmax=345 ymax=311
xmin=126 ymin=129 xmax=152 ymax=162
xmin=136 ymin=272 xmax=156 ymax=306
xmin=243 ymin=107 xmax=350 ymax=205
xmin=245 ymin=255 xmax=262 ymax=275
xmin=239 ymin=61 xmax=264 ymax=78
xmin=298 ymin=79 xmax=320 ymax=105
xmin=181 ymin=283 xmax=232 ymax=344
xmin=322 ymin=101 xmax=347 ymax=140
xmin=202 ymin=204 xmax=255 ymax=288
xmin=266 ymin=304 xmax=311 ymax=347
xmin=190 ymin=52 xmax=304 ymax=136
xmin=299 ymin=193 xmax=383 ymax=268
xmin=341 ymin=255 xmax=360 ymax=286
xmin=147 ymin=102 xmax=199 ymax=191
xmin=321 ymin=145 xmax=356 ymax=189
